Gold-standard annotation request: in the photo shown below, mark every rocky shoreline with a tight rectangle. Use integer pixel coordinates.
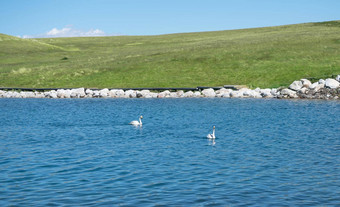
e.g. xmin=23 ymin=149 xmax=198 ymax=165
xmin=1 ymin=76 xmax=339 ymax=100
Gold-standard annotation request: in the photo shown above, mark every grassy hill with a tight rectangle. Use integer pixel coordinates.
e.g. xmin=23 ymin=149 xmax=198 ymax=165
xmin=1 ymin=21 xmax=340 ymax=88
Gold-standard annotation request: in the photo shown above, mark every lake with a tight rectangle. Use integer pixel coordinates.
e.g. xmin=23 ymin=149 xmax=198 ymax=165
xmin=0 ymin=98 xmax=339 ymax=206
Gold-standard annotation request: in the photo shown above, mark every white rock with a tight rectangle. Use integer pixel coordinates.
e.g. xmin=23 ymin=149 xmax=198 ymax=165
xmin=20 ymin=92 xmax=27 ymax=98
xmin=216 ymin=88 xmax=232 ymax=98
xmin=35 ymin=92 xmax=45 ymax=98
xmin=300 ymin=79 xmax=312 ymax=88
xmin=157 ymin=92 xmax=165 ymax=98
xmin=193 ymin=91 xmax=202 ymax=97
xmin=245 ymin=90 xmax=262 ymax=98
xmin=158 ymin=90 xmax=171 ymax=98
xmin=85 ymin=89 xmax=93 ymax=95
xmin=289 ymin=81 xmax=303 ymax=91
xmin=260 ymin=88 xmax=272 ymax=97
xmin=325 ymin=78 xmax=339 ymax=89
xmin=26 ymin=92 xmax=36 ymax=98
xmin=298 ymin=87 xmax=308 ymax=94
xmin=318 ymin=79 xmax=325 ymax=84
xmin=314 ymin=84 xmax=324 ymax=92
xmin=221 ymin=93 xmax=230 ymax=98
xmin=125 ymin=90 xmax=136 ymax=98
xmin=183 ymin=91 xmax=194 ymax=98
xmin=150 ymin=92 xmax=158 ymax=98
xmin=70 ymin=88 xmax=85 ymax=98
xmin=309 ymin=82 xmax=319 ymax=90
xmin=108 ymin=90 xmax=116 ymax=98
xmin=176 ymin=90 xmax=184 ymax=97
xmin=140 ymin=90 xmax=150 ymax=97
xmin=230 ymin=91 xmax=243 ymax=98
xmin=57 ymin=89 xmax=65 ymax=98
xmin=169 ymin=92 xmax=178 ymax=98
xmin=202 ymin=88 xmax=216 ymax=97
xmin=242 ymin=89 xmax=253 ymax=97
xmin=49 ymin=91 xmax=58 ymax=99
xmin=90 ymin=90 xmax=98 ymax=97
xmin=336 ymin=75 xmax=340 ymax=82
xmin=281 ymin=88 xmax=298 ymax=98
xmin=99 ymin=88 xmax=109 ymax=97
xmin=115 ymin=89 xmax=125 ymax=98
xmin=270 ymin=89 xmax=278 ymax=97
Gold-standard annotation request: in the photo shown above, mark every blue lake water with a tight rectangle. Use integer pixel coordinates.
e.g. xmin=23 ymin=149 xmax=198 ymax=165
xmin=0 ymin=98 xmax=339 ymax=206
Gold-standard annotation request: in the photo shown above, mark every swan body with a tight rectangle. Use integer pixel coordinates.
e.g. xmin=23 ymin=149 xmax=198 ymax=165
xmin=129 ymin=116 xmax=143 ymax=126
xmin=207 ymin=126 xmax=215 ymax=139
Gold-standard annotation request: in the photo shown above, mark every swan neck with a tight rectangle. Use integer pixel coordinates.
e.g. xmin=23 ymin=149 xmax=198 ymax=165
xmin=213 ymin=129 xmax=215 ymax=136
xmin=139 ymin=118 xmax=142 ymax=125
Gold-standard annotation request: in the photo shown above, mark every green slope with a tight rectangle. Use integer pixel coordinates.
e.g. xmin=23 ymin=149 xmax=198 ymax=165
xmin=1 ymin=21 xmax=340 ymax=88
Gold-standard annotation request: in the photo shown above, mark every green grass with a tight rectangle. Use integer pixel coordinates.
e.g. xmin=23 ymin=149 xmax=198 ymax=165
xmin=1 ymin=20 xmax=340 ymax=88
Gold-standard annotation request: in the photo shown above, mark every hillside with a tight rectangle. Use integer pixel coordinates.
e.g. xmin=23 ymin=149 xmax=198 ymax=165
xmin=1 ymin=21 xmax=340 ymax=88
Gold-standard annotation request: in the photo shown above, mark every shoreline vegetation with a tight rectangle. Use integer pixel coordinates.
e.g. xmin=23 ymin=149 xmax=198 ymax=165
xmin=1 ymin=20 xmax=340 ymax=89
xmin=1 ymin=76 xmax=339 ymax=100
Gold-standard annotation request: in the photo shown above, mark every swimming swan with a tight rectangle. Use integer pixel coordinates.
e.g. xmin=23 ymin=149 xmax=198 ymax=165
xmin=207 ymin=126 xmax=215 ymax=139
xmin=129 ymin=116 xmax=143 ymax=126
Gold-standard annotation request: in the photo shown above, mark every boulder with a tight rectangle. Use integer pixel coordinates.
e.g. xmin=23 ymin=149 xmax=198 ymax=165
xmin=202 ymin=88 xmax=216 ymax=97
xmin=289 ymin=80 xmax=303 ymax=91
xmin=281 ymin=88 xmax=298 ymax=98
xmin=157 ymin=92 xmax=165 ymax=98
xmin=140 ymin=90 xmax=151 ymax=97
xmin=93 ymin=90 xmax=100 ymax=98
xmin=183 ymin=91 xmax=194 ymax=98
xmin=260 ymin=88 xmax=272 ymax=98
xmin=70 ymin=88 xmax=85 ymax=98
xmin=314 ymin=84 xmax=324 ymax=92
xmin=176 ymin=90 xmax=184 ymax=97
xmin=336 ymin=75 xmax=340 ymax=82
xmin=99 ymin=88 xmax=109 ymax=97
xmin=254 ymin=88 xmax=261 ymax=93
xmin=136 ymin=92 xmax=143 ymax=98
xmin=221 ymin=92 xmax=231 ymax=98
xmin=250 ymin=90 xmax=262 ymax=98
xmin=216 ymin=88 xmax=232 ymax=98
xmin=325 ymin=78 xmax=339 ymax=89
xmin=125 ymin=90 xmax=136 ymax=98
xmin=150 ymin=92 xmax=158 ymax=98
xmin=230 ymin=90 xmax=243 ymax=98
xmin=49 ymin=91 xmax=58 ymax=99
xmin=115 ymin=89 xmax=125 ymax=98
xmin=309 ymin=82 xmax=319 ymax=90
xmin=301 ymin=79 xmax=312 ymax=88
xmin=35 ymin=92 xmax=45 ymax=98
xmin=298 ymin=87 xmax=308 ymax=94
xmin=242 ymin=89 xmax=253 ymax=97
xmin=270 ymin=88 xmax=278 ymax=97
xmin=57 ymin=89 xmax=66 ymax=98
xmin=20 ymin=92 xmax=27 ymax=98
xmin=193 ymin=91 xmax=202 ymax=97
xmin=157 ymin=90 xmax=170 ymax=98
xmin=169 ymin=92 xmax=178 ymax=98
xmin=318 ymin=79 xmax=325 ymax=84
xmin=85 ymin=89 xmax=93 ymax=96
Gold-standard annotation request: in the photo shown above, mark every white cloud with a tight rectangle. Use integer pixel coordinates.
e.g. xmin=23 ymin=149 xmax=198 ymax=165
xmin=22 ymin=26 xmax=108 ymax=38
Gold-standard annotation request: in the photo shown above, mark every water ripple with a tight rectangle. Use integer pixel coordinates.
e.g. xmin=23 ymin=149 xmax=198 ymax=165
xmin=0 ymin=98 xmax=339 ymax=206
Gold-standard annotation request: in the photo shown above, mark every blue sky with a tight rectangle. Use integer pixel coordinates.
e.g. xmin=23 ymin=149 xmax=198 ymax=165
xmin=1 ymin=0 xmax=340 ymax=38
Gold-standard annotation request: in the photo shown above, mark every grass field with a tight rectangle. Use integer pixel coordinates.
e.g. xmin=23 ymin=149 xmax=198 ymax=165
xmin=1 ymin=21 xmax=340 ymax=88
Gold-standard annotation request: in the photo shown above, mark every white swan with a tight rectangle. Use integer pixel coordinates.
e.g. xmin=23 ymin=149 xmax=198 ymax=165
xmin=129 ymin=116 xmax=143 ymax=126
xmin=207 ymin=126 xmax=215 ymax=139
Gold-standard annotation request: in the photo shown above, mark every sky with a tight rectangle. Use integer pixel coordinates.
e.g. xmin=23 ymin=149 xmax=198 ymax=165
xmin=1 ymin=0 xmax=340 ymax=38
